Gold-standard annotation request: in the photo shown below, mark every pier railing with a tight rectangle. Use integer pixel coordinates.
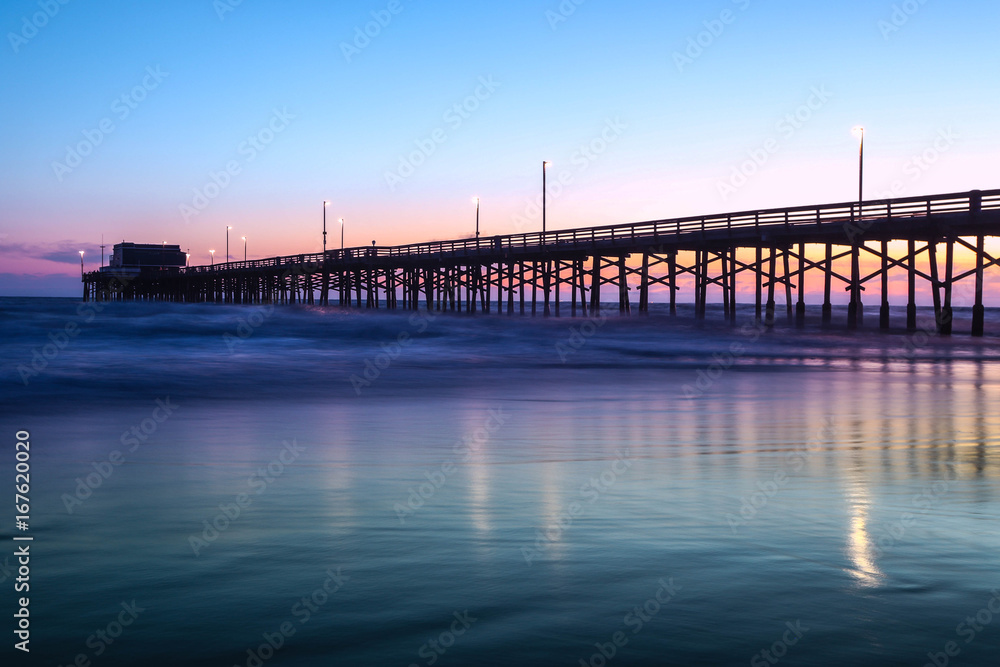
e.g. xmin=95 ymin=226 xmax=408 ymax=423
xmin=182 ymin=189 xmax=1000 ymax=274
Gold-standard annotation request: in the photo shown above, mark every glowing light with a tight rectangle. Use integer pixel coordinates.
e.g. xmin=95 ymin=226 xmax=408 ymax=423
xmin=845 ymin=484 xmax=884 ymax=588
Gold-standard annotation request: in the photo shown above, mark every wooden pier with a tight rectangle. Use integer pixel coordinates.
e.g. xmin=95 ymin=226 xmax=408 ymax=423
xmin=83 ymin=189 xmax=1000 ymax=335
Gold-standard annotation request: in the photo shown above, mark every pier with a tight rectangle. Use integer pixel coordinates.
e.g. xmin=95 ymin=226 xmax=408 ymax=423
xmin=83 ymin=189 xmax=1000 ymax=335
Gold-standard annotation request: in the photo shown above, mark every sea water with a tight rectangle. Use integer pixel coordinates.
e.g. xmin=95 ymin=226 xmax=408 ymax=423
xmin=1 ymin=297 xmax=998 ymax=666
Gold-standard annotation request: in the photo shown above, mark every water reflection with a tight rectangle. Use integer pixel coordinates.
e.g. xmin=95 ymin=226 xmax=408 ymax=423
xmin=845 ymin=483 xmax=884 ymax=588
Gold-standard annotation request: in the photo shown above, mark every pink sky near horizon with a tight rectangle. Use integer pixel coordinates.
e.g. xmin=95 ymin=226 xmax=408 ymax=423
xmin=4 ymin=2 xmax=1000 ymax=300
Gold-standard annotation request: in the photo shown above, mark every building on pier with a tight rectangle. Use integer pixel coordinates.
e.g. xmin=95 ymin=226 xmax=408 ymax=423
xmin=100 ymin=242 xmax=187 ymax=277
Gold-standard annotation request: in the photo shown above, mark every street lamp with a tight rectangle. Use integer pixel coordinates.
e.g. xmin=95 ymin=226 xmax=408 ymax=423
xmin=226 ymin=225 xmax=232 ymax=262
xmin=323 ymin=201 xmax=330 ymax=254
xmin=542 ymin=161 xmax=552 ymax=236
xmin=850 ymin=126 xmax=865 ymax=330
xmin=339 ymin=218 xmax=345 ymax=251
xmin=186 ymin=252 xmax=190 ymax=267
xmin=852 ymin=126 xmax=865 ymax=203
xmin=242 ymin=236 xmax=247 ymax=262
xmin=210 ymin=249 xmax=215 ymax=267
xmin=473 ymin=197 xmax=480 ymax=243
xmin=79 ymin=250 xmax=84 ymax=277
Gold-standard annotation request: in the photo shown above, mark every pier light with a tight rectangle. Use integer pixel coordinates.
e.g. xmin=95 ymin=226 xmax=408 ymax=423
xmin=226 ymin=225 xmax=232 ymax=262
xmin=542 ymin=161 xmax=552 ymax=236
xmin=241 ymin=236 xmax=247 ymax=262
xmin=339 ymin=218 xmax=345 ymax=251
xmin=473 ymin=197 xmax=480 ymax=242
xmin=186 ymin=253 xmax=190 ymax=267
xmin=210 ymin=249 xmax=215 ymax=267
xmin=79 ymin=250 xmax=84 ymax=276
xmin=323 ymin=200 xmax=330 ymax=254
xmin=852 ymin=126 xmax=865 ymax=203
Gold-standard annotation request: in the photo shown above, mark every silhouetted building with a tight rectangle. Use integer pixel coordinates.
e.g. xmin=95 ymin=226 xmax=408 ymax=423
xmin=100 ymin=242 xmax=186 ymax=275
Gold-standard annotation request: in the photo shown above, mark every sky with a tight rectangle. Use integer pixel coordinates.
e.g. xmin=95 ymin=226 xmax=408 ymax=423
xmin=1 ymin=0 xmax=999 ymax=296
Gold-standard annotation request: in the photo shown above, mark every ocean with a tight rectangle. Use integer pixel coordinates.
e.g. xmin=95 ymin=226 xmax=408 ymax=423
xmin=1 ymin=297 xmax=999 ymax=666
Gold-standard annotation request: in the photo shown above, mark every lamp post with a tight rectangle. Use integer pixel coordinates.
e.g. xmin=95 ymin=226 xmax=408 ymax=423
xmin=542 ymin=161 xmax=552 ymax=237
xmin=849 ymin=126 xmax=865 ymax=329
xmin=473 ymin=197 xmax=480 ymax=245
xmin=210 ymin=249 xmax=215 ymax=267
xmin=323 ymin=201 xmax=330 ymax=254
xmin=542 ymin=161 xmax=553 ymax=316
xmin=226 ymin=225 xmax=232 ymax=263
xmin=852 ymin=126 xmax=864 ymax=203
xmin=186 ymin=252 xmax=190 ymax=267
xmin=79 ymin=250 xmax=84 ymax=277
xmin=339 ymin=218 xmax=345 ymax=251
xmin=242 ymin=236 xmax=247 ymax=262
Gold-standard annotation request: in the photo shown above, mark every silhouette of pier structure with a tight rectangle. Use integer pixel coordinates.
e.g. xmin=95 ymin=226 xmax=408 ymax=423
xmin=83 ymin=189 xmax=1000 ymax=335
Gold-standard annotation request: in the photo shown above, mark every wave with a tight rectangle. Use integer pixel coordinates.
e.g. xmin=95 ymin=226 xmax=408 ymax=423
xmin=3 ymin=297 xmax=998 ymax=409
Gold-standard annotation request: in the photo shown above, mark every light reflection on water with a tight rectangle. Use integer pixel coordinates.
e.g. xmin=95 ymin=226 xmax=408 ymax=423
xmin=3 ymin=301 xmax=1000 ymax=665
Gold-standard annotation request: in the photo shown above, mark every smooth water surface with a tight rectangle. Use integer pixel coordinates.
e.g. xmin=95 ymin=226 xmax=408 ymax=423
xmin=1 ymin=298 xmax=999 ymax=666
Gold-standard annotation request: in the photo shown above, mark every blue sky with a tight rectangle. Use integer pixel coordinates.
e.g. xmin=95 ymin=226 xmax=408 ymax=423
xmin=2 ymin=0 xmax=998 ymax=294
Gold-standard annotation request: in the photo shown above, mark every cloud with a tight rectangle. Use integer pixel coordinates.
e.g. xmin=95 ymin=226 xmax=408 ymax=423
xmin=0 ymin=240 xmax=89 ymax=265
